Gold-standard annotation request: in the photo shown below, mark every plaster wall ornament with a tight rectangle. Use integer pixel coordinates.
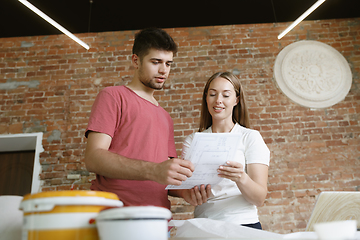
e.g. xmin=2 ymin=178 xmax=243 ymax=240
xmin=274 ymin=40 xmax=352 ymax=108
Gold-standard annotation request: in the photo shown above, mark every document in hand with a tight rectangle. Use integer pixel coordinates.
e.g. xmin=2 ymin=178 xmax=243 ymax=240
xmin=166 ymin=133 xmax=241 ymax=190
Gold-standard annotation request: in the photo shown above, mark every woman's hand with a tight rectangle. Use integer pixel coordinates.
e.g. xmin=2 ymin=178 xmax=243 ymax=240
xmin=217 ymin=161 xmax=245 ymax=183
xmin=178 ymin=184 xmax=212 ymax=206
xmin=218 ymin=161 xmax=269 ymax=207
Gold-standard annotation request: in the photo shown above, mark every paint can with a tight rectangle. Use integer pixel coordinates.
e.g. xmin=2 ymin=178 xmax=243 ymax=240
xmin=19 ymin=190 xmax=123 ymax=240
xmin=96 ymin=206 xmax=171 ymax=240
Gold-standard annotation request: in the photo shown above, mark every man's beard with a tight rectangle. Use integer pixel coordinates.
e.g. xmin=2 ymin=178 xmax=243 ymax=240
xmin=138 ymin=68 xmax=165 ymax=90
xmin=140 ymin=78 xmax=164 ymax=90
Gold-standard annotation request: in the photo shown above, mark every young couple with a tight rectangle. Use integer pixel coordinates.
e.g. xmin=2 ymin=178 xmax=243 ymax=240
xmin=85 ymin=28 xmax=270 ymax=229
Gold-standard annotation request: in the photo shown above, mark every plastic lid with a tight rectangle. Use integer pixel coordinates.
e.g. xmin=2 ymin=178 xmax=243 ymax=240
xmin=22 ymin=190 xmax=119 ymax=201
xmin=19 ymin=190 xmax=123 ymax=212
xmin=96 ymin=206 xmax=172 ymax=220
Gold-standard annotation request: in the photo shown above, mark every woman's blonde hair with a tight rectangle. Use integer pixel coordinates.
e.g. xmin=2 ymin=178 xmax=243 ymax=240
xmin=198 ymin=72 xmax=250 ymax=132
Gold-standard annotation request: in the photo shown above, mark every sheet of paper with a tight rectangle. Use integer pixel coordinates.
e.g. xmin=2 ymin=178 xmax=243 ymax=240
xmin=166 ymin=133 xmax=240 ymax=189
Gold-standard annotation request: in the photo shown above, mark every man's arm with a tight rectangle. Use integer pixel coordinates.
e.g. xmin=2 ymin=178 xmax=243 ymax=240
xmin=84 ymin=131 xmax=194 ymax=185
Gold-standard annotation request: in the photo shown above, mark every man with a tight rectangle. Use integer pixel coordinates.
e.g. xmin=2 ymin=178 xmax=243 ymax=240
xmin=84 ymin=28 xmax=195 ymax=209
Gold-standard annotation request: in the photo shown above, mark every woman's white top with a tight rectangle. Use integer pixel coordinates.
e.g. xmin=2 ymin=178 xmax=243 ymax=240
xmin=181 ymin=123 xmax=270 ymax=224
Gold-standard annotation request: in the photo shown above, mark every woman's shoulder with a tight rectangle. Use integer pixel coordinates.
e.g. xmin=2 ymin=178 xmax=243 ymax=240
xmin=184 ymin=131 xmax=196 ymax=142
xmin=233 ymin=123 xmax=259 ymax=134
xmin=233 ymin=124 xmax=265 ymax=142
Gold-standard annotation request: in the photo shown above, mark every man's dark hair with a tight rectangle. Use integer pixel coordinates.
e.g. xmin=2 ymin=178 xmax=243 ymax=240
xmin=132 ymin=28 xmax=178 ymax=60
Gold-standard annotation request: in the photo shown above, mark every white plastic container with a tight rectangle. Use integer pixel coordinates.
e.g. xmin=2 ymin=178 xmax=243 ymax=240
xmin=314 ymin=220 xmax=357 ymax=240
xmin=19 ymin=190 xmax=123 ymax=240
xmin=96 ymin=206 xmax=171 ymax=240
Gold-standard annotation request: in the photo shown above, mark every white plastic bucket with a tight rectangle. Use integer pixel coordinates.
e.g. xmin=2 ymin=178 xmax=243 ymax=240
xmin=96 ymin=206 xmax=171 ymax=240
xmin=19 ymin=190 xmax=123 ymax=240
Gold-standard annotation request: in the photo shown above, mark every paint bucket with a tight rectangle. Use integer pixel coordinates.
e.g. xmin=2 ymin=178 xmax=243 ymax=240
xmin=19 ymin=190 xmax=123 ymax=240
xmin=96 ymin=206 xmax=171 ymax=240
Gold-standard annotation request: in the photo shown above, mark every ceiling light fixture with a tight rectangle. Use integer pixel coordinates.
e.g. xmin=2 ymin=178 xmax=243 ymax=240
xmin=18 ymin=0 xmax=90 ymax=50
xmin=277 ymin=0 xmax=326 ymax=39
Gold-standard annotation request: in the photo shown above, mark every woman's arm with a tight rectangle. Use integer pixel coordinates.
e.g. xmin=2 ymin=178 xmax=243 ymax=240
xmin=217 ymin=162 xmax=268 ymax=207
xmin=168 ymin=184 xmax=212 ymax=206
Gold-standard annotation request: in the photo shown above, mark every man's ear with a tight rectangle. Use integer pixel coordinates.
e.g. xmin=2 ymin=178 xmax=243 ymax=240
xmin=132 ymin=54 xmax=139 ymax=68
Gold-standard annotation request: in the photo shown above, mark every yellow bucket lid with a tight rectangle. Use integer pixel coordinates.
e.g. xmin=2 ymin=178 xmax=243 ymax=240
xmin=22 ymin=190 xmax=119 ymax=201
xmin=20 ymin=190 xmax=123 ymax=212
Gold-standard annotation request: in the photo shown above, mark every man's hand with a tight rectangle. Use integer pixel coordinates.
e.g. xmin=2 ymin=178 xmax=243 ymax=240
xmin=154 ymin=158 xmax=194 ymax=185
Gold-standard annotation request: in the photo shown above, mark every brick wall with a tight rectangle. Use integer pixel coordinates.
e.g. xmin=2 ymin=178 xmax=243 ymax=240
xmin=0 ymin=18 xmax=359 ymax=234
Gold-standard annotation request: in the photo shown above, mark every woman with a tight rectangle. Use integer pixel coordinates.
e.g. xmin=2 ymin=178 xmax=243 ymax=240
xmin=172 ymin=72 xmax=270 ymax=229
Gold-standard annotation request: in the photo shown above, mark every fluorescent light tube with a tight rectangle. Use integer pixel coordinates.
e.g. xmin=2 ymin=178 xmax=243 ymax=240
xmin=278 ymin=0 xmax=326 ymax=39
xmin=19 ymin=0 xmax=90 ymax=50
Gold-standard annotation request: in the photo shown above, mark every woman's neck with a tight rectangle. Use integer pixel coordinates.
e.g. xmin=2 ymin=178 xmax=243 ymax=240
xmin=211 ymin=120 xmax=235 ymax=133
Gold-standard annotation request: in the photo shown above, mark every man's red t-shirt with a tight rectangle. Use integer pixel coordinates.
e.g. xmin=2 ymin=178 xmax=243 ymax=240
xmin=86 ymin=85 xmax=177 ymax=209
